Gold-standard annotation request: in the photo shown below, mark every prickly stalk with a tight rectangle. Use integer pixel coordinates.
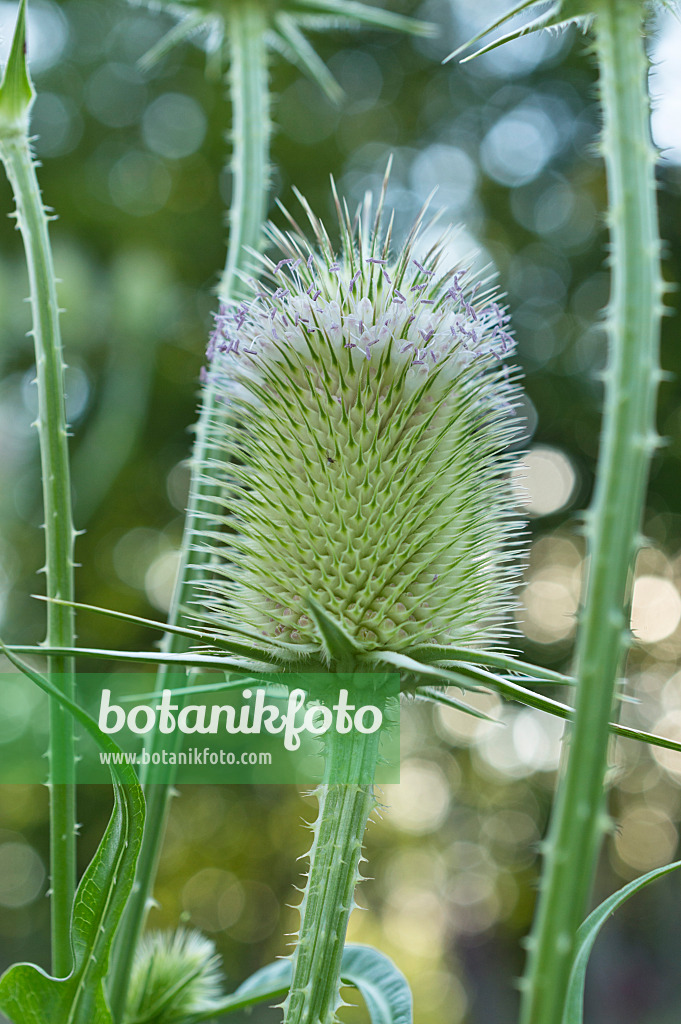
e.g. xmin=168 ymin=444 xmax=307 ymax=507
xmin=283 ymin=726 xmax=380 ymax=1024
xmin=519 ymin=4 xmax=664 ymax=1022
xmin=107 ymin=5 xmax=271 ymax=1016
xmin=0 ymin=0 xmax=77 ymax=974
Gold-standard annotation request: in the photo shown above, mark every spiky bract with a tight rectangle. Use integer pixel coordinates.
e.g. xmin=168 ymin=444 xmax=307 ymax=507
xmin=197 ymin=189 xmax=523 ymax=657
xmin=124 ymin=929 xmax=224 ymax=1024
xmin=130 ymin=0 xmax=432 ymax=96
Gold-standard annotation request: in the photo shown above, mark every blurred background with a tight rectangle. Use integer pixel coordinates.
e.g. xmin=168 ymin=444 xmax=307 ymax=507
xmin=0 ymin=0 xmax=680 ymax=1021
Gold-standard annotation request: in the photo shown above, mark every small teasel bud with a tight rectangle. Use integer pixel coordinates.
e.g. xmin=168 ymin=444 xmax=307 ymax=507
xmin=0 ymin=0 xmax=35 ymax=138
xmin=197 ymin=184 xmax=524 ymax=657
xmin=124 ymin=928 xmax=224 ymax=1024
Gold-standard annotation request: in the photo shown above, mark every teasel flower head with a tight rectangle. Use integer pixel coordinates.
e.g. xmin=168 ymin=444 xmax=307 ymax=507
xmin=124 ymin=929 xmax=224 ymax=1024
xmin=197 ymin=182 xmax=524 ymax=660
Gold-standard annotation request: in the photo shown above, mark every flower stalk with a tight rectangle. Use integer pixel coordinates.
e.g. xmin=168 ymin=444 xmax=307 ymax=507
xmin=283 ymin=721 xmax=381 ymax=1024
xmin=0 ymin=0 xmax=77 ymax=977
xmin=108 ymin=4 xmax=271 ymax=1016
xmin=519 ymin=4 xmax=664 ymax=1022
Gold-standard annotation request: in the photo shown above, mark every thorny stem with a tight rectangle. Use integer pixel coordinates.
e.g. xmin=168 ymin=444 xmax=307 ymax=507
xmin=283 ymin=723 xmax=381 ymax=1024
xmin=107 ymin=4 xmax=271 ymax=1017
xmin=519 ymin=5 xmax=663 ymax=1023
xmin=0 ymin=134 xmax=77 ymax=977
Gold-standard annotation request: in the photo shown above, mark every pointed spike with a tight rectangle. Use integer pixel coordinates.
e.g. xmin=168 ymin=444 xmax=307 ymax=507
xmin=0 ymin=0 xmax=34 ymax=135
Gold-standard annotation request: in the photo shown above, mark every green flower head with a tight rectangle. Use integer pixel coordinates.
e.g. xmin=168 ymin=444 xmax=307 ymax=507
xmin=125 ymin=929 xmax=223 ymax=1024
xmin=197 ymin=185 xmax=524 ymax=658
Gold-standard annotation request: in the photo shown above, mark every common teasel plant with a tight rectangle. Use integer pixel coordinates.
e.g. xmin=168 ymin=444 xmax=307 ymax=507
xmin=1 ymin=1 xmax=681 ymax=1024
xmin=194 ymin=186 xmax=527 ymax=1024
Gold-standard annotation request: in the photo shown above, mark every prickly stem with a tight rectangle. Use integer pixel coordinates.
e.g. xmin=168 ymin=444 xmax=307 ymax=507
xmin=107 ymin=5 xmax=272 ymax=1018
xmin=283 ymin=724 xmax=381 ymax=1024
xmin=519 ymin=4 xmax=663 ymax=1023
xmin=0 ymin=135 xmax=77 ymax=975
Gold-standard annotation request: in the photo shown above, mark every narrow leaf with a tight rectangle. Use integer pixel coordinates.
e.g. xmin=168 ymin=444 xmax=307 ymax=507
xmin=138 ymin=11 xmax=208 ymax=72
xmin=364 ymin=648 xmax=496 ymax=692
xmin=34 ymin=596 xmax=307 ymax=660
xmin=418 ymin=676 xmax=681 ymax=755
xmin=0 ymin=642 xmax=145 ymax=1024
xmin=306 ymin=597 xmax=360 ymax=664
xmin=292 ymin=0 xmax=434 ymax=37
xmin=274 ymin=13 xmax=344 ymax=104
xmin=405 ymin=642 xmax=574 ymax=686
xmin=8 ymin=644 xmax=284 ymax=671
xmin=563 ymin=861 xmax=681 ymax=1024
xmin=191 ymin=958 xmax=292 ymax=1020
xmin=340 ymin=945 xmax=412 ymax=1024
xmin=445 ymin=0 xmax=562 ymax=61
xmin=415 ymin=685 xmax=499 ymax=726
xmin=0 ymin=0 xmax=35 ymax=134
xmin=187 ymin=944 xmax=411 ymax=1024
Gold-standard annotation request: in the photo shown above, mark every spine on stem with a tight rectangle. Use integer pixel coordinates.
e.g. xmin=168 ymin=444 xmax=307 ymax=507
xmin=0 ymin=0 xmax=76 ymax=977
xmin=107 ymin=4 xmax=271 ymax=1016
xmin=283 ymin=725 xmax=381 ymax=1024
xmin=519 ymin=4 xmax=664 ymax=1023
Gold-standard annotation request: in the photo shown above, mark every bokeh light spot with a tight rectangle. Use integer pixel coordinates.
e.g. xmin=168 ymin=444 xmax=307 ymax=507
xmin=631 ymin=576 xmax=681 ymax=644
xmin=481 ymin=106 xmax=558 ymax=186
xmin=0 ymin=841 xmax=45 ymax=907
xmin=613 ymin=804 xmax=677 ymax=873
xmin=182 ymin=868 xmax=244 ymax=932
xmin=383 ymin=759 xmax=450 ymax=835
xmin=109 ymin=152 xmax=172 ymax=216
xmin=142 ymin=94 xmax=207 ymax=160
xmin=513 ymin=446 xmax=576 ymax=516
xmin=145 ymin=549 xmax=181 ymax=612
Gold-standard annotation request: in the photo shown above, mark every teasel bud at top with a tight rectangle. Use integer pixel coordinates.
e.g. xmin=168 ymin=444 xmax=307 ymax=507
xmin=196 ymin=184 xmax=524 ymax=660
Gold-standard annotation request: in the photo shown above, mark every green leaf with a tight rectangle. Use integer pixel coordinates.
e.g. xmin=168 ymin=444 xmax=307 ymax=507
xmin=292 ymin=0 xmax=434 ymax=37
xmin=35 ymin=595 xmax=310 ymax=661
xmin=0 ymin=643 xmax=145 ymax=1024
xmin=405 ymin=642 xmax=574 ymax=686
xmin=187 ymin=944 xmax=411 ymax=1024
xmin=363 ymin=648 xmax=489 ymax=693
xmin=8 ymin=643 xmax=284 ymax=671
xmin=273 ymin=12 xmax=344 ymax=104
xmin=362 ymin=651 xmax=495 ymax=723
xmin=191 ymin=958 xmax=292 ymax=1020
xmin=417 ymin=672 xmax=681 ymax=756
xmin=0 ymin=0 xmax=35 ymax=135
xmin=563 ymin=860 xmax=681 ymax=1024
xmin=444 ymin=0 xmax=593 ymax=64
xmin=305 ymin=596 xmax=361 ymax=665
xmin=340 ymin=945 xmax=412 ymax=1024
xmin=415 ymin=685 xmax=500 ymax=726
xmin=138 ymin=10 xmax=209 ymax=73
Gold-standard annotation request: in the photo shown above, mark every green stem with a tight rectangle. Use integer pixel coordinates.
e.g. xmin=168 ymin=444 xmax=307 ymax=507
xmin=0 ymin=134 xmax=76 ymax=977
xmin=519 ymin=6 xmax=663 ymax=1024
xmin=284 ymin=725 xmax=381 ymax=1024
xmin=107 ymin=6 xmax=271 ymax=1018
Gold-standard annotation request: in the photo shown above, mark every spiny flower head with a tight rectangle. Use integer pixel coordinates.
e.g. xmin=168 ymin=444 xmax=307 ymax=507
xmin=124 ymin=929 xmax=224 ymax=1024
xmin=197 ymin=185 xmax=524 ymax=658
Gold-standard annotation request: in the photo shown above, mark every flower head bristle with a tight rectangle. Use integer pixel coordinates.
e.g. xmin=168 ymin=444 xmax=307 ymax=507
xmin=124 ymin=928 xmax=224 ymax=1024
xmin=195 ymin=186 xmax=525 ymax=661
